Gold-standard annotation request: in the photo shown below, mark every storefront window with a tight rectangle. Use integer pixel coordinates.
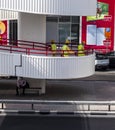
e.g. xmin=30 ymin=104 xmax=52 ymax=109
xmin=46 ymin=16 xmax=80 ymax=44
xmin=46 ymin=16 xmax=58 ymax=22
xmin=72 ymin=16 xmax=80 ymax=24
xmin=71 ymin=24 xmax=79 ymax=43
xmin=59 ymin=16 xmax=70 ymax=22
xmin=9 ymin=20 xmax=17 ymax=45
xmin=59 ymin=24 xmax=70 ymax=42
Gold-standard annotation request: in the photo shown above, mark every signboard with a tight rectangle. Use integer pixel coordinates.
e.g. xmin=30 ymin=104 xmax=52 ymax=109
xmin=82 ymin=0 xmax=114 ymax=51
xmin=0 ymin=21 xmax=7 ymax=45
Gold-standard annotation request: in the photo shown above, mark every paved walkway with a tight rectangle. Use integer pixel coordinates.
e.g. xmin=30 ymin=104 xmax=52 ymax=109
xmin=0 ymin=70 xmax=115 ymax=101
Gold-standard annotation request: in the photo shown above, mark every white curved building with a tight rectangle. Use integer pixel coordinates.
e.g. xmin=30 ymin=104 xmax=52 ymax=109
xmin=0 ymin=0 xmax=96 ymax=94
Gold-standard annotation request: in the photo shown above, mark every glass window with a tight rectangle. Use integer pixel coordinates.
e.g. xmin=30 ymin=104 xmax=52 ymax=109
xmin=59 ymin=24 xmax=70 ymax=42
xmin=72 ymin=16 xmax=80 ymax=23
xmin=9 ymin=20 xmax=17 ymax=45
xmin=46 ymin=16 xmax=80 ymax=44
xmin=46 ymin=16 xmax=58 ymax=22
xmin=59 ymin=16 xmax=70 ymax=23
xmin=71 ymin=24 xmax=79 ymax=43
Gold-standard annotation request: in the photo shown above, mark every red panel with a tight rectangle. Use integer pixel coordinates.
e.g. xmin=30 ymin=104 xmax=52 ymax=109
xmin=0 ymin=20 xmax=7 ymax=45
xmin=82 ymin=0 xmax=114 ymax=52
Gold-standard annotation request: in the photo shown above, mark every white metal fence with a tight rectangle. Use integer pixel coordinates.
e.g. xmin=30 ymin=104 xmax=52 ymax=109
xmin=0 ymin=100 xmax=115 ymax=112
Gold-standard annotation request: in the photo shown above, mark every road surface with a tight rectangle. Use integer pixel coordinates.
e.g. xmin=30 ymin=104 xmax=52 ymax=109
xmin=0 ymin=71 xmax=115 ymax=100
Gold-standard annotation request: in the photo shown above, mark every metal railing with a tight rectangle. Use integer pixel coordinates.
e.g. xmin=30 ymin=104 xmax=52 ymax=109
xmin=0 ymin=39 xmax=94 ymax=56
xmin=0 ymin=99 xmax=115 ymax=112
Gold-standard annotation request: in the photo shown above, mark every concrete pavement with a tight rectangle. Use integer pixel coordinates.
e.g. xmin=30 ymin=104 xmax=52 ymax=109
xmin=0 ymin=70 xmax=115 ymax=101
xmin=1 ymin=71 xmax=115 ymax=130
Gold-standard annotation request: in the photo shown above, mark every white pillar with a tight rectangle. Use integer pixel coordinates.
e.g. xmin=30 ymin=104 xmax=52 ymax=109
xmin=18 ymin=12 xmax=46 ymax=43
xmin=26 ymin=78 xmax=46 ymax=95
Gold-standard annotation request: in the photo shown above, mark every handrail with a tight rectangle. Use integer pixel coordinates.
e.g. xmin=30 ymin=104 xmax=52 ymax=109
xmin=0 ymin=44 xmax=94 ymax=56
xmin=0 ymin=38 xmax=94 ymax=56
xmin=1 ymin=38 xmax=47 ymax=51
xmin=0 ymin=99 xmax=115 ymax=112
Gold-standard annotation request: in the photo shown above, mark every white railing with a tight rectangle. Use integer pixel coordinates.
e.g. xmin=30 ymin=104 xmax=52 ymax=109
xmin=0 ymin=100 xmax=115 ymax=112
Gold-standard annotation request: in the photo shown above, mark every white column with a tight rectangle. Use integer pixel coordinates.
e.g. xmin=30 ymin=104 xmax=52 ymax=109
xmin=26 ymin=78 xmax=46 ymax=95
xmin=18 ymin=12 xmax=46 ymax=43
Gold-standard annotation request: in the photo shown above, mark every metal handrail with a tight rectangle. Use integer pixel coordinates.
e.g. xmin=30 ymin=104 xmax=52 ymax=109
xmin=0 ymin=99 xmax=115 ymax=111
xmin=0 ymin=38 xmax=94 ymax=56
xmin=0 ymin=43 xmax=93 ymax=56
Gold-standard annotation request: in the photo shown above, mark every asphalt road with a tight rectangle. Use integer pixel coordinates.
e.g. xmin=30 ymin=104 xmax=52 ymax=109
xmin=0 ymin=114 xmax=115 ymax=130
xmin=1 ymin=70 xmax=115 ymax=130
xmin=0 ymin=70 xmax=115 ymax=101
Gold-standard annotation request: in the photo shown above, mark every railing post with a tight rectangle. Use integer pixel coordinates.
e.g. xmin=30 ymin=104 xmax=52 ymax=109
xmin=10 ymin=46 xmax=12 ymax=53
xmin=46 ymin=46 xmax=48 ymax=56
xmin=31 ymin=104 xmax=34 ymax=110
xmin=26 ymin=48 xmax=30 ymax=55
xmin=2 ymin=103 xmax=4 ymax=109
xmin=108 ymin=104 xmax=111 ymax=111
xmin=88 ymin=104 xmax=90 ymax=111
xmin=33 ymin=42 xmax=34 ymax=49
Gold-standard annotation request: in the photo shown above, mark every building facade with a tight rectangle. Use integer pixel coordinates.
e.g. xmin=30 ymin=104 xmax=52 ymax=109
xmin=0 ymin=0 xmax=96 ymax=94
xmin=1 ymin=0 xmax=114 ymax=53
xmin=0 ymin=0 xmax=96 ymax=44
xmin=82 ymin=0 xmax=115 ymax=52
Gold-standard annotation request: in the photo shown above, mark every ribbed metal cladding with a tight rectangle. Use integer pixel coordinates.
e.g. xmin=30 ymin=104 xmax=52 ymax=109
xmin=0 ymin=10 xmax=18 ymax=20
xmin=0 ymin=0 xmax=96 ymax=16
xmin=16 ymin=54 xmax=95 ymax=79
xmin=0 ymin=52 xmax=20 ymax=75
xmin=0 ymin=52 xmax=95 ymax=79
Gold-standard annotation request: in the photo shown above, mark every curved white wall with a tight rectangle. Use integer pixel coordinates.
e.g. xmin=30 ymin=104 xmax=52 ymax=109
xmin=0 ymin=0 xmax=96 ymax=16
xmin=0 ymin=52 xmax=95 ymax=79
xmin=0 ymin=52 xmax=21 ymax=76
